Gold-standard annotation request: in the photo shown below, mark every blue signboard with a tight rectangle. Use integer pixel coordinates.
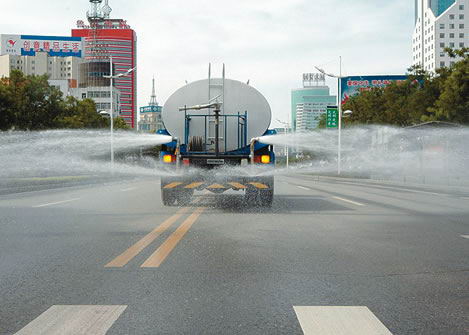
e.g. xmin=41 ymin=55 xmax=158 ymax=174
xmin=1 ymin=34 xmax=83 ymax=58
xmin=340 ymin=75 xmax=408 ymax=104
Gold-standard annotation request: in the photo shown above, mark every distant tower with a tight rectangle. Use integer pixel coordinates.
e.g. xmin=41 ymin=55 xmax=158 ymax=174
xmin=149 ymin=76 xmax=158 ymax=106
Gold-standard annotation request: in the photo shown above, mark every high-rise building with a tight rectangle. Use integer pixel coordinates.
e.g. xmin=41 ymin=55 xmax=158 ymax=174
xmin=412 ymin=0 xmax=468 ymax=72
xmin=139 ymin=77 xmax=163 ymax=132
xmin=291 ymin=73 xmax=336 ymax=131
xmin=72 ymin=0 xmax=137 ymax=128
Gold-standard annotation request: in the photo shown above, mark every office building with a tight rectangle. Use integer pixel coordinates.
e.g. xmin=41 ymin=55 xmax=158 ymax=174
xmin=72 ymin=0 xmax=137 ymax=128
xmin=412 ymin=0 xmax=468 ymax=72
xmin=291 ymin=73 xmax=336 ymax=131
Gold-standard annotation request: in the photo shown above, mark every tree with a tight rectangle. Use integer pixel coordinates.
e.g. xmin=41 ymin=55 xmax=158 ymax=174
xmin=431 ymin=48 xmax=469 ymax=123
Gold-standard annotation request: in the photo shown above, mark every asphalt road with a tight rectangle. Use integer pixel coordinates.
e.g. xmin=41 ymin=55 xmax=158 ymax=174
xmin=0 ymin=174 xmax=468 ymax=334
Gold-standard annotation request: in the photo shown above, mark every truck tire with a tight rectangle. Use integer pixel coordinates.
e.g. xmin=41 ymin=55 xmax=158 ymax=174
xmin=259 ymin=189 xmax=273 ymax=207
xmin=162 ymin=189 xmax=176 ymax=206
xmin=176 ymin=189 xmax=194 ymax=206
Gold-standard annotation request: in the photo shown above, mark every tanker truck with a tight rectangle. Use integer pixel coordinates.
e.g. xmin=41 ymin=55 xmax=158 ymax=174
xmin=157 ymin=66 xmax=275 ymax=207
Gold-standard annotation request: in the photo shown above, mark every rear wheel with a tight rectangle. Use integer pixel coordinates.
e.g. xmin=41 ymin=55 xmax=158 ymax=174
xmin=259 ymin=189 xmax=273 ymax=207
xmin=162 ymin=189 xmax=176 ymax=206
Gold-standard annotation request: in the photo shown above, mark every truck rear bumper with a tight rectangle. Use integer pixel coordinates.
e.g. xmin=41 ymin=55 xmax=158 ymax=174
xmin=161 ymin=176 xmax=274 ymax=192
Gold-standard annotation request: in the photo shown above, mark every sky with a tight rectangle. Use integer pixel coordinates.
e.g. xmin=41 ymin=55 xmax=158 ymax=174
xmin=0 ymin=0 xmax=414 ymax=127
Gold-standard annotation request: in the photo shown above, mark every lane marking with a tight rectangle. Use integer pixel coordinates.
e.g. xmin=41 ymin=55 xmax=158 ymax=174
xmin=206 ymin=184 xmax=226 ymax=189
xmin=121 ymin=187 xmax=137 ymax=192
xmin=297 ymin=186 xmax=310 ymax=191
xmin=229 ymin=182 xmax=247 ymax=189
xmin=332 ymin=196 xmax=365 ymax=206
xmin=163 ymin=182 xmax=183 ymax=189
xmin=461 ymin=235 xmax=469 ymax=239
xmin=105 ymin=207 xmax=190 ymax=267
xmin=32 ymin=198 xmax=80 ymax=208
xmin=294 ymin=306 xmax=393 ymax=335
xmin=249 ymin=182 xmax=269 ymax=189
xmin=15 ymin=305 xmax=127 ymax=335
xmin=141 ymin=207 xmax=206 ymax=268
xmin=184 ymin=182 xmax=204 ymax=189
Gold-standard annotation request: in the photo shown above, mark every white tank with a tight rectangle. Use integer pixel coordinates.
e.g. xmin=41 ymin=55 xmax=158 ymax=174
xmin=162 ymin=78 xmax=271 ymax=152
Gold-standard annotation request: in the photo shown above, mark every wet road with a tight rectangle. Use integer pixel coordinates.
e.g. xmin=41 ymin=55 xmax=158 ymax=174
xmin=0 ymin=174 xmax=468 ymax=334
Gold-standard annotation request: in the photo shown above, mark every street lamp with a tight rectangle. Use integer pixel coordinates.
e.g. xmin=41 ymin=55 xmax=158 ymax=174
xmin=276 ymin=119 xmax=290 ymax=168
xmin=315 ymin=56 xmax=344 ymax=175
xmin=103 ymin=55 xmax=136 ymax=172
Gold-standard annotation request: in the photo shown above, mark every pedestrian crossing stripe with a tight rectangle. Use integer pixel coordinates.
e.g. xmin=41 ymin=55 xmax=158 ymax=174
xmin=163 ymin=182 xmax=270 ymax=190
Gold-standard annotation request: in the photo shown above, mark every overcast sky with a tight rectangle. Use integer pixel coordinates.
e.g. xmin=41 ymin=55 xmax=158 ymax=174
xmin=0 ymin=0 xmax=413 ymax=127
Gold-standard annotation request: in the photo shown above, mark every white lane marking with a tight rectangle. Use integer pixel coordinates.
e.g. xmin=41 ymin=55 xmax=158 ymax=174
xmin=121 ymin=187 xmax=137 ymax=192
xmin=338 ymin=181 xmax=445 ymax=196
xmin=294 ymin=306 xmax=393 ymax=335
xmin=32 ymin=198 xmax=80 ymax=208
xmin=15 ymin=305 xmax=127 ymax=335
xmin=297 ymin=186 xmax=310 ymax=191
xmin=332 ymin=196 xmax=365 ymax=206
xmin=461 ymin=235 xmax=469 ymax=239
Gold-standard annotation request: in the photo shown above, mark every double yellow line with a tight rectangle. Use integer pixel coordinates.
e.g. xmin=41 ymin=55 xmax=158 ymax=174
xmin=105 ymin=206 xmax=205 ymax=268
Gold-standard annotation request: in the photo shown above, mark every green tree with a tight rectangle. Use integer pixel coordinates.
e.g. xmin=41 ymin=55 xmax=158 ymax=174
xmin=430 ymin=48 xmax=469 ymax=123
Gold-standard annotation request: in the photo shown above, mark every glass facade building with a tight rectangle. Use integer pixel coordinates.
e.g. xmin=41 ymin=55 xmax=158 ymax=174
xmin=291 ymin=87 xmax=336 ymax=131
xmin=430 ymin=0 xmax=456 ymax=17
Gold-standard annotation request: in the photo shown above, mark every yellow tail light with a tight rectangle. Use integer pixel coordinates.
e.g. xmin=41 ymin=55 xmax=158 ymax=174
xmin=163 ymin=154 xmax=173 ymax=163
xmin=261 ymin=155 xmax=271 ymax=164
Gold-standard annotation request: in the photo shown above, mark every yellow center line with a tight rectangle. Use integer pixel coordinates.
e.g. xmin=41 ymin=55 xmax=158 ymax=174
xmin=141 ymin=207 xmax=206 ymax=268
xmin=105 ymin=207 xmax=190 ymax=268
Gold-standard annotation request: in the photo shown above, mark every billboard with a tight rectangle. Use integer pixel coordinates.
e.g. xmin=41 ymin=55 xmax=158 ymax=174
xmin=0 ymin=35 xmax=83 ymax=58
xmin=340 ymin=75 xmax=408 ymax=104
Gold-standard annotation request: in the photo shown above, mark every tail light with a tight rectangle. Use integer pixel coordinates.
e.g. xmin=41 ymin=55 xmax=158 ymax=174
xmin=261 ymin=155 xmax=271 ymax=164
xmin=254 ymin=155 xmax=272 ymax=164
xmin=163 ymin=154 xmax=175 ymax=163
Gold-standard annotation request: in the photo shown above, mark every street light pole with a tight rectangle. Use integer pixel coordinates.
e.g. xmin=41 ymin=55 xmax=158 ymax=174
xmin=316 ymin=56 xmax=344 ymax=176
xmin=110 ymin=55 xmax=114 ymax=173
xmin=338 ymin=56 xmax=342 ymax=175
xmin=103 ymin=60 xmax=136 ymax=175
xmin=276 ymin=119 xmax=290 ymax=168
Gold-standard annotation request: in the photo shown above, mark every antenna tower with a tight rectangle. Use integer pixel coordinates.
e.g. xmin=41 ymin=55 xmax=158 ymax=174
xmin=149 ymin=77 xmax=158 ymax=106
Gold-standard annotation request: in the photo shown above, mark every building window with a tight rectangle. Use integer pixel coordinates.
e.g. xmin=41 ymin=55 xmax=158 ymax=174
xmin=450 ymin=24 xmax=455 ymax=29
xmin=460 ymin=5 xmax=465 ymax=10
xmin=450 ymin=42 xmax=455 ymax=48
xmin=440 ymin=24 xmax=445 ymax=29
xmin=440 ymin=61 xmax=445 ymax=67
xmin=450 ymin=33 xmax=455 ymax=38
xmin=32 ymin=60 xmax=35 ymax=64
xmin=440 ymin=42 xmax=445 ymax=47
xmin=449 ymin=14 xmax=455 ymax=20
xmin=460 ymin=14 xmax=464 ymax=20
xmin=459 ymin=24 xmax=465 ymax=29
xmin=32 ymin=66 xmax=35 ymax=70
xmin=440 ymin=52 xmax=445 ymax=57
xmin=460 ymin=42 xmax=465 ymax=48
xmin=440 ymin=33 xmax=445 ymax=38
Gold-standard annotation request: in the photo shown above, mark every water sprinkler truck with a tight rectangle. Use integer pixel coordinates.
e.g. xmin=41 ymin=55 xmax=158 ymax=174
xmin=157 ymin=66 xmax=276 ymax=207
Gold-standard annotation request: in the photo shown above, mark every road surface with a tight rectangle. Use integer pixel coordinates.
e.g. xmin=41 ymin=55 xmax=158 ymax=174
xmin=0 ymin=174 xmax=468 ymax=334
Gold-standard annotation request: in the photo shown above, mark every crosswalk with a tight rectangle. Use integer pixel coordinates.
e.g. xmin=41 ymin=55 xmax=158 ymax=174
xmin=16 ymin=305 xmax=392 ymax=334
xmin=15 ymin=305 xmax=127 ymax=335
